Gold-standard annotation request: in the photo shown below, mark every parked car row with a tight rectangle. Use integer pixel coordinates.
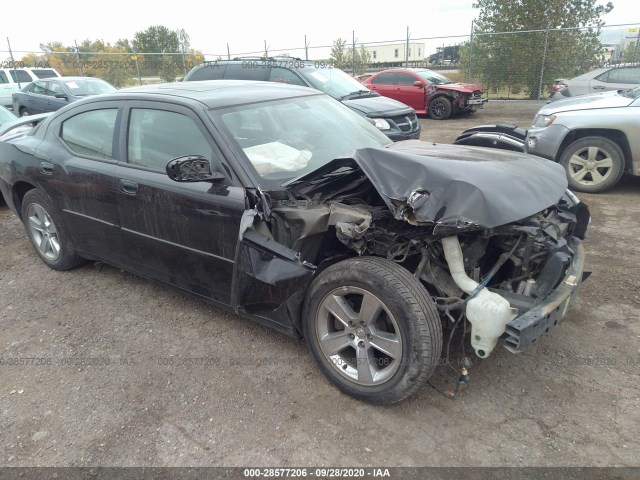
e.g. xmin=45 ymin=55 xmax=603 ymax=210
xmin=0 ymin=67 xmax=62 ymax=108
xmin=185 ymin=59 xmax=422 ymax=141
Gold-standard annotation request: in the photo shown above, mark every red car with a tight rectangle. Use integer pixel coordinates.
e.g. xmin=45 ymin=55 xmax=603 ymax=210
xmin=364 ymin=68 xmax=487 ymax=120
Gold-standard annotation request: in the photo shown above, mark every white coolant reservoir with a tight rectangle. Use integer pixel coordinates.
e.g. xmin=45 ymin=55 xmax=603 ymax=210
xmin=441 ymin=236 xmax=518 ymax=358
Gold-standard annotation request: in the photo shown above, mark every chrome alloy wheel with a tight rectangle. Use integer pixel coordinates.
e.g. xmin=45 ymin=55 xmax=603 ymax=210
xmin=316 ymin=286 xmax=403 ymax=386
xmin=27 ymin=203 xmax=61 ymax=261
xmin=567 ymin=146 xmax=614 ymax=186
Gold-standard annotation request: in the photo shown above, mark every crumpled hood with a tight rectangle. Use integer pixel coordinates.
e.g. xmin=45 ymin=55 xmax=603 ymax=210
xmin=540 ymin=90 xmax=633 ymax=114
xmin=343 ymin=95 xmax=414 ymax=117
xmin=289 ymin=140 xmax=568 ymax=233
xmin=436 ymin=83 xmax=483 ymax=93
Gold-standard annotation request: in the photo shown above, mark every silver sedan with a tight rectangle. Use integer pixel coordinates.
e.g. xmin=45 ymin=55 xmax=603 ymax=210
xmin=548 ymin=65 xmax=640 ymax=102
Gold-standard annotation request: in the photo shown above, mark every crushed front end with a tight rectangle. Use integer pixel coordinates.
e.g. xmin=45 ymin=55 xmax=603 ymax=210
xmin=267 ymin=142 xmax=590 ymax=358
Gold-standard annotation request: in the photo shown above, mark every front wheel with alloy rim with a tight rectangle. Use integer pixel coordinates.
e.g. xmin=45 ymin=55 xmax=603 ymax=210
xmin=428 ymin=96 xmax=452 ymax=120
xmin=303 ymin=257 xmax=442 ymax=404
xmin=559 ymin=136 xmax=625 ymax=193
xmin=20 ymin=189 xmax=84 ymax=270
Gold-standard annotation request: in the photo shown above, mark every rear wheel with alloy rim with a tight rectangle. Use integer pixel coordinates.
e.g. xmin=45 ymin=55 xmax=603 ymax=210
xmin=303 ymin=257 xmax=442 ymax=404
xmin=20 ymin=189 xmax=84 ymax=270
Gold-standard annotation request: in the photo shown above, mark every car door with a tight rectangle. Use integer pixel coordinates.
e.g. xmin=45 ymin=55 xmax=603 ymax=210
xmin=45 ymin=80 xmax=70 ymax=112
xmin=23 ymin=81 xmax=49 ymax=114
xmin=590 ymin=67 xmax=640 ymax=93
xmin=395 ymin=72 xmax=425 ymax=110
xmin=114 ymin=102 xmax=246 ymax=305
xmin=367 ymin=72 xmax=398 ymax=100
xmin=36 ymin=102 xmax=123 ymax=261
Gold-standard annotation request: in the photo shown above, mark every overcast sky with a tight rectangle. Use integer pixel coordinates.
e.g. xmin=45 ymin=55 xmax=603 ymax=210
xmin=3 ymin=0 xmax=639 ymax=59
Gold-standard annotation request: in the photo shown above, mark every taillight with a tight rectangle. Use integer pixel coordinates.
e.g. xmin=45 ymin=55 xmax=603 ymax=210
xmin=552 ymin=83 xmax=568 ymax=93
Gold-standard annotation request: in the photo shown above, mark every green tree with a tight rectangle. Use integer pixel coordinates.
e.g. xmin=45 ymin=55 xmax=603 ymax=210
xmin=466 ymin=0 xmax=613 ymax=98
xmin=133 ymin=25 xmax=181 ymax=77
xmin=330 ymin=38 xmax=349 ymax=69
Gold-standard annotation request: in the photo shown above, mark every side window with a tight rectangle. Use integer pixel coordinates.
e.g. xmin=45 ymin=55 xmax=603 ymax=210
xmin=46 ymin=81 xmax=65 ymax=96
xmin=268 ymin=67 xmax=306 ymax=86
xmin=127 ymin=109 xmax=213 ymax=171
xmin=223 ymin=64 xmax=268 ymax=81
xmin=371 ymin=72 xmax=396 ymax=85
xmin=30 ymin=82 xmax=47 ymax=95
xmin=60 ymin=109 xmax=118 ymax=159
xmin=610 ymin=67 xmax=640 ymax=84
xmin=397 ymin=73 xmax=418 ymax=86
xmin=9 ymin=70 xmax=33 ymax=84
xmin=188 ymin=63 xmax=225 ymax=81
xmin=0 ymin=72 xmax=8 ymax=84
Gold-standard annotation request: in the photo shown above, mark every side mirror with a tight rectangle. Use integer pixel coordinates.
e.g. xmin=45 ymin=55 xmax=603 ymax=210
xmin=413 ymin=81 xmax=424 ymax=88
xmin=54 ymin=93 xmax=68 ymax=99
xmin=166 ymin=155 xmax=225 ymax=182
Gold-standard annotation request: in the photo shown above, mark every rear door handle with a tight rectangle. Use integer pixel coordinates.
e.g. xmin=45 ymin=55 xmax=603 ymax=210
xmin=40 ymin=162 xmax=54 ymax=175
xmin=120 ymin=179 xmax=138 ymax=195
xmin=592 ymin=86 xmax=606 ymax=90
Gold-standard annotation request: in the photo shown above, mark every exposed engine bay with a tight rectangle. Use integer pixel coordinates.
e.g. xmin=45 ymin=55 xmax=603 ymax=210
xmin=238 ymin=141 xmax=590 ymax=359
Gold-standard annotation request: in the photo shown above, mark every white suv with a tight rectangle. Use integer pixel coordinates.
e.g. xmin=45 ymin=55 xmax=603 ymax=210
xmin=0 ymin=67 xmax=62 ymax=108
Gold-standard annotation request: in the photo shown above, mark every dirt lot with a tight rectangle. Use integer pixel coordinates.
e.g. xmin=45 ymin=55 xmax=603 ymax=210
xmin=1 ymin=101 xmax=639 ymax=468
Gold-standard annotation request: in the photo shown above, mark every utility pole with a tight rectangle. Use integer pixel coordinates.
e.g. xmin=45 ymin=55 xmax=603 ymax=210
xmin=264 ymin=40 xmax=269 ymax=58
xmin=406 ymin=26 xmax=410 ymax=67
xmin=74 ymin=40 xmax=84 ymax=76
xmin=304 ymin=35 xmax=309 ymax=61
xmin=352 ymin=31 xmax=356 ymax=75
xmin=538 ymin=17 xmax=552 ymax=100
xmin=131 ymin=45 xmax=142 ymax=86
xmin=6 ymin=37 xmax=21 ymax=89
xmin=468 ymin=20 xmax=474 ymax=83
xmin=227 ymin=43 xmax=231 ymax=60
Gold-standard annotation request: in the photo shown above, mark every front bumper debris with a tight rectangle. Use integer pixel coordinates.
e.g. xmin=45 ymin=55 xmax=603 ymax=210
xmin=503 ymin=240 xmax=585 ymax=353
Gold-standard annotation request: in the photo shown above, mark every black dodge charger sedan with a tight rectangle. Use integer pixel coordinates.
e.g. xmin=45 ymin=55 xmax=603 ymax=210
xmin=0 ymin=81 xmax=589 ymax=404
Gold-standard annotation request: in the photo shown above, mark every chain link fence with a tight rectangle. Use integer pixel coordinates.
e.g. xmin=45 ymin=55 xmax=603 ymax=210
xmin=2 ymin=23 xmax=639 ymax=97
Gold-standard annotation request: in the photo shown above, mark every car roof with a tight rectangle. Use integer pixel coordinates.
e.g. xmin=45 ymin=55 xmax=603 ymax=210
xmin=104 ymin=80 xmax=321 ymax=109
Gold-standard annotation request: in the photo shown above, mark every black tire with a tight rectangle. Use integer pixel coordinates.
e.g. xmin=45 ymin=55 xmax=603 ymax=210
xmin=19 ymin=107 xmax=30 ymax=117
xmin=559 ymin=136 xmax=625 ymax=193
xmin=303 ymin=256 xmax=442 ymax=404
xmin=20 ymin=189 xmax=84 ymax=270
xmin=428 ymin=96 xmax=452 ymax=120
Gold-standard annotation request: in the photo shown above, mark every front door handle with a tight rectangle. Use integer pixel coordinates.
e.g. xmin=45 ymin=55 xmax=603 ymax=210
xmin=120 ymin=179 xmax=138 ymax=195
xmin=40 ymin=162 xmax=54 ymax=175
xmin=592 ymin=86 xmax=606 ymax=90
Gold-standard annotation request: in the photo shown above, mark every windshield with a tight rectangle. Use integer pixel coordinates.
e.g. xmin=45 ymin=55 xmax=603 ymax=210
xmin=63 ymin=79 xmax=116 ymax=96
xmin=413 ymin=69 xmax=454 ymax=85
xmin=210 ymin=94 xmax=390 ymax=185
xmin=297 ymin=66 xmax=372 ymax=99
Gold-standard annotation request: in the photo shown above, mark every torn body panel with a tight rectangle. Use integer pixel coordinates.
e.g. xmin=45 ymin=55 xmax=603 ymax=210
xmin=234 ymin=143 xmax=588 ymax=355
xmin=287 ymin=141 xmax=568 ymax=235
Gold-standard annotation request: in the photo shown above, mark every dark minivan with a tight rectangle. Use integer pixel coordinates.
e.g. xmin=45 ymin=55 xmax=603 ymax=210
xmin=184 ymin=58 xmax=421 ymax=141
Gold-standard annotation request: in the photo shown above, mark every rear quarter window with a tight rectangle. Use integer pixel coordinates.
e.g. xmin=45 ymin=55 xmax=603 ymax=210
xmin=187 ymin=64 xmax=226 ymax=81
xmin=9 ymin=70 xmax=33 ymax=83
xmin=371 ymin=72 xmax=396 ymax=85
xmin=224 ymin=64 xmax=268 ymax=81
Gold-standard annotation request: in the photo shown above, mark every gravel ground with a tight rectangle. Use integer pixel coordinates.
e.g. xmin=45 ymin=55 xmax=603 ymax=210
xmin=1 ymin=100 xmax=639 ymax=468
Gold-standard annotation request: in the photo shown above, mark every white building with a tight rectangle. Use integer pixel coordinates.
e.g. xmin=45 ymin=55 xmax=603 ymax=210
xmin=364 ymin=43 xmax=425 ymax=66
